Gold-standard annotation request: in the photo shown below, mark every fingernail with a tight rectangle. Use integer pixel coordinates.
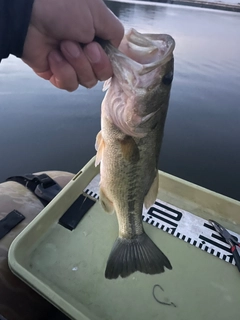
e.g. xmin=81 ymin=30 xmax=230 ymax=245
xmin=50 ymin=51 xmax=63 ymax=63
xmin=63 ymin=42 xmax=80 ymax=58
xmin=85 ymin=80 xmax=97 ymax=89
xmin=85 ymin=43 xmax=101 ymax=63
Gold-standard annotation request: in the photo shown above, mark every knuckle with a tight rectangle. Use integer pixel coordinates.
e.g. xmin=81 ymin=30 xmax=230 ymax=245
xmin=82 ymin=27 xmax=95 ymax=43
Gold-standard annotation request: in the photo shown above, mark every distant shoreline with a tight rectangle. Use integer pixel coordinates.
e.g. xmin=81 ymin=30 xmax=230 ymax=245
xmin=107 ymin=0 xmax=240 ymax=12
xmin=166 ymin=0 xmax=240 ymax=12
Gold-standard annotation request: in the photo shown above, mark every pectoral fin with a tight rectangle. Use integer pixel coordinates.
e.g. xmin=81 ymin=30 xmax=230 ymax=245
xmin=120 ymin=136 xmax=140 ymax=163
xmin=144 ymin=172 xmax=159 ymax=209
xmin=100 ymin=187 xmax=114 ymax=214
xmin=95 ymin=131 xmax=104 ymax=166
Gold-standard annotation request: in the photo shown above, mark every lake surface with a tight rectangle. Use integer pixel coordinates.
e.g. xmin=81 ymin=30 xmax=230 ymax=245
xmin=0 ymin=1 xmax=240 ymax=201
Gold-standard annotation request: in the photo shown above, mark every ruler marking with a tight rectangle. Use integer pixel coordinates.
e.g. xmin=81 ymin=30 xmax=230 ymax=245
xmin=147 ymin=209 xmax=178 ymax=227
xmin=203 ymin=223 xmax=216 ymax=231
xmin=154 ymin=201 xmax=182 ymax=215
xmin=84 ymin=176 xmax=240 ymax=267
xmin=199 ymin=235 xmax=231 ymax=253
xmin=211 ymin=233 xmax=229 ymax=244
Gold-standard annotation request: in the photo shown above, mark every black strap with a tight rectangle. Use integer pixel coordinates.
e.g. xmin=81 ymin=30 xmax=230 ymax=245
xmin=0 ymin=210 xmax=25 ymax=240
xmin=59 ymin=195 xmax=95 ymax=231
xmin=6 ymin=174 xmax=62 ymax=206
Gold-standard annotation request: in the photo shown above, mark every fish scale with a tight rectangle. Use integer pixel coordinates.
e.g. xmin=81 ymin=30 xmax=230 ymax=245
xmin=96 ymin=28 xmax=175 ymax=279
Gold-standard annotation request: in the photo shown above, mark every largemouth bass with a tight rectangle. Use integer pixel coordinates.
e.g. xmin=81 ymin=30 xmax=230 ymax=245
xmin=95 ymin=29 xmax=175 ymax=279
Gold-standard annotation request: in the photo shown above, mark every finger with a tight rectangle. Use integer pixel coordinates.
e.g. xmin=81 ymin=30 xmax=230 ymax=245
xmin=35 ymin=70 xmax=53 ymax=80
xmin=89 ymin=0 xmax=124 ymax=47
xmin=48 ymin=50 xmax=79 ymax=91
xmin=60 ymin=41 xmax=98 ymax=88
xmin=83 ymin=42 xmax=112 ymax=81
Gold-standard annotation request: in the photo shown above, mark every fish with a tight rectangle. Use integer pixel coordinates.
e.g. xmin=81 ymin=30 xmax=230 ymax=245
xmin=95 ymin=28 xmax=175 ymax=279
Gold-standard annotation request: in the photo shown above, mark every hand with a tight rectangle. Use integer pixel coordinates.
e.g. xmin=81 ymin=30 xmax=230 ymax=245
xmin=22 ymin=0 xmax=124 ymax=91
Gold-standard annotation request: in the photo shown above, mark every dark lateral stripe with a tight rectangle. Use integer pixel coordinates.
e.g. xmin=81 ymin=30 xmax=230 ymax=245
xmin=155 ymin=201 xmax=182 ymax=215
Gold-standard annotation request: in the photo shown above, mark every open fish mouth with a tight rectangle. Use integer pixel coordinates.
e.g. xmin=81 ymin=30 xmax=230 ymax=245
xmin=118 ymin=28 xmax=175 ymax=75
xmin=101 ymin=29 xmax=175 ymax=138
xmin=103 ymin=28 xmax=175 ymax=93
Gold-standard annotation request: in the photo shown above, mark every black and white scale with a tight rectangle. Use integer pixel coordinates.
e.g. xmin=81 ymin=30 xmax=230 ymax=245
xmin=84 ymin=174 xmax=240 ymax=268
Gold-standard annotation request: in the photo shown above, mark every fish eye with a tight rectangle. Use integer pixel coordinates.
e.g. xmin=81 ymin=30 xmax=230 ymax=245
xmin=162 ymin=71 xmax=173 ymax=85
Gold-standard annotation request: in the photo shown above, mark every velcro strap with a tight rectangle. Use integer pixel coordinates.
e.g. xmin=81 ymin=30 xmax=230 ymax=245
xmin=59 ymin=195 xmax=95 ymax=231
xmin=6 ymin=174 xmax=62 ymax=206
xmin=0 ymin=210 xmax=25 ymax=240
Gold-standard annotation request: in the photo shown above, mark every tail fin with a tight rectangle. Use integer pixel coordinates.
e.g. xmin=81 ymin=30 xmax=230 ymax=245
xmin=105 ymin=233 xmax=172 ymax=279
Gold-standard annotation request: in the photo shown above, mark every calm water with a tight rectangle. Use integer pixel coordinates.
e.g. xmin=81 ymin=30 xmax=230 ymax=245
xmin=0 ymin=1 xmax=240 ymax=201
